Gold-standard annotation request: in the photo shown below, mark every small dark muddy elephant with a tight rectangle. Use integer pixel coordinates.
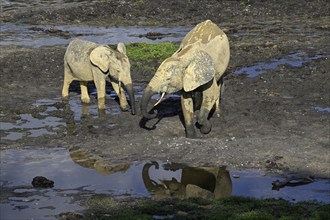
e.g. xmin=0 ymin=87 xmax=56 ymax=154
xmin=62 ymin=39 xmax=136 ymax=114
xmin=140 ymin=20 xmax=230 ymax=138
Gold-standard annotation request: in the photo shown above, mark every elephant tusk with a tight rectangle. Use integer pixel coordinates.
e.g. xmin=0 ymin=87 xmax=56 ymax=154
xmin=159 ymin=179 xmax=168 ymax=189
xmin=118 ymin=81 xmax=122 ymax=95
xmin=154 ymin=92 xmax=166 ymax=107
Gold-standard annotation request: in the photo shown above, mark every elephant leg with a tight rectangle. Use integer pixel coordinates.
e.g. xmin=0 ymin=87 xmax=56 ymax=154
xmin=214 ymin=80 xmax=223 ymax=118
xmin=110 ymin=81 xmax=129 ymax=111
xmin=198 ymin=78 xmax=219 ymax=134
xmin=194 ymin=91 xmax=202 ymax=112
xmin=80 ymin=81 xmax=90 ymax=104
xmin=92 ymin=69 xmax=106 ymax=109
xmin=181 ymin=92 xmax=197 ymax=138
xmin=62 ymin=62 xmax=74 ymax=98
xmin=81 ymin=103 xmax=90 ymax=116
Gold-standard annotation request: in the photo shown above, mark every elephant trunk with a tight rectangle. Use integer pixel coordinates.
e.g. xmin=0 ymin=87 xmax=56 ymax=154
xmin=142 ymin=162 xmax=163 ymax=193
xmin=140 ymin=85 xmax=157 ymax=119
xmin=124 ymin=83 xmax=136 ymax=115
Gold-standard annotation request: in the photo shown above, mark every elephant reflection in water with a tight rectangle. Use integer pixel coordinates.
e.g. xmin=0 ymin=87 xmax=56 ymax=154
xmin=142 ymin=161 xmax=232 ymax=200
xmin=69 ymin=148 xmax=130 ymax=175
xmin=62 ymin=100 xmax=114 ymax=136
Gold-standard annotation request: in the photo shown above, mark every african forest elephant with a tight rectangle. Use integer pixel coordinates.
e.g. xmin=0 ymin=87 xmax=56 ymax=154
xmin=140 ymin=20 xmax=230 ymax=138
xmin=62 ymin=39 xmax=136 ymax=114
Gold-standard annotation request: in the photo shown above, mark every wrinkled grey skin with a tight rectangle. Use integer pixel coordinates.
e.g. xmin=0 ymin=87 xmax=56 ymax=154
xmin=62 ymin=39 xmax=135 ymax=115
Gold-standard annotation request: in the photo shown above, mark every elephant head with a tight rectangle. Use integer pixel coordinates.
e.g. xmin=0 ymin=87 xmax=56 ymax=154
xmin=142 ymin=162 xmax=186 ymax=200
xmin=141 ymin=48 xmax=216 ymax=119
xmin=90 ymin=43 xmax=136 ymax=115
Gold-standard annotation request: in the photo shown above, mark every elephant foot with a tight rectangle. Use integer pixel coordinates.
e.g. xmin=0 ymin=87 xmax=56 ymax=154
xmin=97 ymin=97 xmax=106 ymax=110
xmin=61 ymin=96 xmax=69 ymax=104
xmin=81 ymin=103 xmax=90 ymax=115
xmin=200 ymin=121 xmax=212 ymax=134
xmin=98 ymin=109 xmax=106 ymax=117
xmin=185 ymin=126 xmax=197 ymax=139
xmin=81 ymin=97 xmax=91 ymax=104
xmin=120 ymin=105 xmax=129 ymax=112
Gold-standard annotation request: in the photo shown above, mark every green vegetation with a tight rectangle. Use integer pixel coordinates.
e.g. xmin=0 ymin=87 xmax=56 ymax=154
xmin=81 ymin=196 xmax=330 ymax=219
xmin=133 ymin=0 xmax=145 ymax=5
xmin=126 ymin=42 xmax=178 ymax=62
xmin=126 ymin=42 xmax=179 ymax=77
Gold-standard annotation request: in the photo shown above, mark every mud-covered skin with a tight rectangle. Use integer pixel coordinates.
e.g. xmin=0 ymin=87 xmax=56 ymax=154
xmin=0 ymin=1 xmax=329 ymax=178
xmin=141 ymin=20 xmax=230 ymax=138
xmin=63 ymin=39 xmax=135 ymax=113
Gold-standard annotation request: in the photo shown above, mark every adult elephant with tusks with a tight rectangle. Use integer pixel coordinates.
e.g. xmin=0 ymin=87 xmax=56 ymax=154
xmin=62 ymin=39 xmax=136 ymax=115
xmin=141 ymin=20 xmax=230 ymax=138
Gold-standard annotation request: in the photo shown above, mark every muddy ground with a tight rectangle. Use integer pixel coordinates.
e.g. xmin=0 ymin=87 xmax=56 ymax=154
xmin=0 ymin=0 xmax=329 ymax=179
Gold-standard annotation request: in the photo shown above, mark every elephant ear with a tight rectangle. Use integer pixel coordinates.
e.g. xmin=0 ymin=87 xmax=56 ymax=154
xmin=183 ymin=50 xmax=216 ymax=92
xmin=90 ymin=45 xmax=112 ymax=72
xmin=117 ymin=43 xmax=127 ymax=55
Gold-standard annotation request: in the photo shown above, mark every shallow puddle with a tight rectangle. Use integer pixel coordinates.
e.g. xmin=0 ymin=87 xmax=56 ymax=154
xmin=0 ymin=148 xmax=329 ymax=219
xmin=312 ymin=106 xmax=330 ymax=113
xmin=0 ymin=23 xmax=191 ymax=47
xmin=0 ymin=84 xmax=181 ymax=141
xmin=0 ymin=90 xmax=123 ymax=141
xmin=234 ymin=52 xmax=323 ymax=77
xmin=1 ymin=0 xmax=98 ymax=13
xmin=1 ymin=113 xmax=64 ymax=141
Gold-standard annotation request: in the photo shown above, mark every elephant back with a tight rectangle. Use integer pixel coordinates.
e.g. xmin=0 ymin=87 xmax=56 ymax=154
xmin=175 ymin=20 xmax=230 ymax=81
xmin=180 ymin=19 xmax=227 ymax=47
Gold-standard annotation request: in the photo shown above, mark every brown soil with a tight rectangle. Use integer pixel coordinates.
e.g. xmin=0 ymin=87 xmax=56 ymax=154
xmin=0 ymin=0 xmax=329 ymax=178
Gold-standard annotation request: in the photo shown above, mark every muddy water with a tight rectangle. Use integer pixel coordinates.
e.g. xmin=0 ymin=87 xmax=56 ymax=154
xmin=1 ymin=148 xmax=329 ymax=219
xmin=234 ymin=52 xmax=323 ymax=78
xmin=312 ymin=106 xmax=330 ymax=113
xmin=0 ymin=23 xmax=191 ymax=47
xmin=0 ymin=83 xmax=182 ymax=141
xmin=1 ymin=0 xmax=98 ymax=12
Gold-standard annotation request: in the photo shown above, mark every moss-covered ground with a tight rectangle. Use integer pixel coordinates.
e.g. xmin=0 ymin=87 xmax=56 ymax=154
xmin=79 ymin=196 xmax=329 ymax=220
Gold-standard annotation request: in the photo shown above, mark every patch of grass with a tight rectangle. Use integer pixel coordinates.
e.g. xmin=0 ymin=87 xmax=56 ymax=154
xmin=133 ymin=0 xmax=145 ymax=5
xmin=126 ymin=42 xmax=179 ymax=78
xmin=81 ymin=196 xmax=330 ymax=220
xmin=312 ymin=205 xmax=330 ymax=220
xmin=126 ymin=42 xmax=178 ymax=62
xmin=209 ymin=197 xmax=329 ymax=220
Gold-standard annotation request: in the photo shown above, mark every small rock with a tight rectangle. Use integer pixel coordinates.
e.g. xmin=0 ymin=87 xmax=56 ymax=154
xmin=32 ymin=176 xmax=54 ymax=188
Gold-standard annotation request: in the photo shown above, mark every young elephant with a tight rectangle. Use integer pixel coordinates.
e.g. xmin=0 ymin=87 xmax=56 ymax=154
xmin=62 ymin=39 xmax=136 ymax=115
xmin=141 ymin=20 xmax=230 ymax=138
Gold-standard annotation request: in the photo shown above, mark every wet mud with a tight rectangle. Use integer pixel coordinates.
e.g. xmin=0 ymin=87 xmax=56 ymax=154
xmin=0 ymin=0 xmax=329 ymax=185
